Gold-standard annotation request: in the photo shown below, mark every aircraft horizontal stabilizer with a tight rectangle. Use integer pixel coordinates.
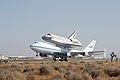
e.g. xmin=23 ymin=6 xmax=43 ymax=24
xmin=88 ymin=50 xmax=106 ymax=54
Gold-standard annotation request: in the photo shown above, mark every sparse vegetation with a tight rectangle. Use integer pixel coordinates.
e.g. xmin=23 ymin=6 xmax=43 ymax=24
xmin=39 ymin=65 xmax=54 ymax=75
xmin=105 ymin=67 xmax=120 ymax=77
xmin=65 ymin=71 xmax=83 ymax=80
xmin=0 ymin=69 xmax=26 ymax=80
xmin=83 ymin=64 xmax=101 ymax=78
xmin=26 ymin=73 xmax=35 ymax=80
xmin=82 ymin=73 xmax=92 ymax=80
xmin=0 ymin=60 xmax=120 ymax=80
xmin=96 ymin=61 xmax=103 ymax=64
xmin=117 ymin=77 xmax=120 ymax=80
xmin=24 ymin=65 xmax=34 ymax=72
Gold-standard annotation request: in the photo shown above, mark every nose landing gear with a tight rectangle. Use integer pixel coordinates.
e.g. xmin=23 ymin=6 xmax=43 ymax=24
xmin=36 ymin=52 xmax=39 ymax=57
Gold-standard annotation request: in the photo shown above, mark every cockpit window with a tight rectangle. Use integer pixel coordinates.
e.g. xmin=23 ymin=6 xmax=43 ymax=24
xmin=47 ymin=34 xmax=51 ymax=36
xmin=34 ymin=42 xmax=38 ymax=43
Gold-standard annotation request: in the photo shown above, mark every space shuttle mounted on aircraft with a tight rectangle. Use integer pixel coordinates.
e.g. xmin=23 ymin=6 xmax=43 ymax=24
xmin=42 ymin=31 xmax=82 ymax=48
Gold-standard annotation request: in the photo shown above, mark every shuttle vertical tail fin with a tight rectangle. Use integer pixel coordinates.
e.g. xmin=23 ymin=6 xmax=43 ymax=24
xmin=83 ymin=40 xmax=96 ymax=52
xmin=68 ymin=31 xmax=78 ymax=39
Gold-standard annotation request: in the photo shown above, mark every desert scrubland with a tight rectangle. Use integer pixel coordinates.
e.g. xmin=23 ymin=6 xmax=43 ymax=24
xmin=0 ymin=60 xmax=120 ymax=80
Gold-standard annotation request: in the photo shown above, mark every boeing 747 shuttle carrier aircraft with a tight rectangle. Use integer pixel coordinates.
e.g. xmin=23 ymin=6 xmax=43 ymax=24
xmin=30 ymin=40 xmax=106 ymax=61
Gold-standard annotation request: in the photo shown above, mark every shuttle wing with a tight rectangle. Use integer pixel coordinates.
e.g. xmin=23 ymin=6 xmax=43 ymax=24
xmin=56 ymin=43 xmax=82 ymax=48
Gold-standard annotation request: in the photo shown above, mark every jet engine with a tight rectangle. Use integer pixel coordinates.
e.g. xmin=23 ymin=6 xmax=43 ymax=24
xmin=39 ymin=53 xmax=47 ymax=57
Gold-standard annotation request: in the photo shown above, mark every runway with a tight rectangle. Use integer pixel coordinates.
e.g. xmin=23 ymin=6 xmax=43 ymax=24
xmin=7 ymin=58 xmax=111 ymax=64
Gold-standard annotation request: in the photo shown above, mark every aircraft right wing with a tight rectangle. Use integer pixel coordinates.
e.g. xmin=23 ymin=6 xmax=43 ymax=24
xmin=89 ymin=50 xmax=105 ymax=54
xmin=70 ymin=49 xmax=106 ymax=57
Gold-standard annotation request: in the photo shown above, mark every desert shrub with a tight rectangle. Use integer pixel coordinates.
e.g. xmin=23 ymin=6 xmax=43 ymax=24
xmin=26 ymin=73 xmax=35 ymax=80
xmin=0 ymin=69 xmax=11 ymax=80
xmin=53 ymin=66 xmax=59 ymax=71
xmin=95 ymin=77 xmax=104 ymax=80
xmin=96 ymin=61 xmax=103 ymax=64
xmin=52 ymin=72 xmax=64 ymax=80
xmin=10 ymin=64 xmax=24 ymax=72
xmin=72 ymin=65 xmax=85 ymax=73
xmin=0 ymin=69 xmax=26 ymax=80
xmin=83 ymin=64 xmax=101 ymax=78
xmin=65 ymin=71 xmax=83 ymax=80
xmin=79 ymin=66 xmax=84 ymax=70
xmin=105 ymin=67 xmax=120 ymax=77
xmin=67 ymin=65 xmax=73 ymax=69
xmin=53 ymin=65 xmax=67 ymax=73
xmin=105 ymin=60 xmax=109 ymax=63
xmin=39 ymin=66 xmax=54 ymax=75
xmin=23 ymin=66 xmax=34 ymax=72
xmin=87 ymin=63 xmax=100 ymax=69
xmin=90 ymin=70 xmax=100 ymax=78
xmin=80 ymin=61 xmax=86 ymax=63
xmin=0 ymin=64 xmax=24 ymax=72
xmin=117 ymin=77 xmax=120 ymax=80
xmin=12 ymin=71 xmax=26 ymax=80
xmin=82 ymin=73 xmax=92 ymax=80
xmin=73 ymin=62 xmax=79 ymax=65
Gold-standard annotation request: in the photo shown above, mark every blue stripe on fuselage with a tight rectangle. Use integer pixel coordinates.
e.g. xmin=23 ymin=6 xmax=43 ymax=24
xmin=30 ymin=45 xmax=70 ymax=53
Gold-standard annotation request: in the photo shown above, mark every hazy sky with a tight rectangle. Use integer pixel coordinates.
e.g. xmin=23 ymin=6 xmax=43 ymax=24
xmin=0 ymin=0 xmax=120 ymax=58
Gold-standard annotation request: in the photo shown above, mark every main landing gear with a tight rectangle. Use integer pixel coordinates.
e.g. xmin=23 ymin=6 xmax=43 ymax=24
xmin=53 ymin=57 xmax=68 ymax=61
xmin=53 ymin=58 xmax=57 ymax=61
xmin=53 ymin=53 xmax=68 ymax=61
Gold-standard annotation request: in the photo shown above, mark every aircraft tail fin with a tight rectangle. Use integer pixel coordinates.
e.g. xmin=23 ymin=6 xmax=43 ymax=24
xmin=83 ymin=40 xmax=96 ymax=52
xmin=68 ymin=31 xmax=78 ymax=39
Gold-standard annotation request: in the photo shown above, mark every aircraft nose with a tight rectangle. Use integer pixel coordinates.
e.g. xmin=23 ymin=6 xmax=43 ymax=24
xmin=30 ymin=44 xmax=34 ymax=48
xmin=30 ymin=43 xmax=36 ymax=47
xmin=30 ymin=44 xmax=32 ymax=47
xmin=30 ymin=44 xmax=36 ymax=50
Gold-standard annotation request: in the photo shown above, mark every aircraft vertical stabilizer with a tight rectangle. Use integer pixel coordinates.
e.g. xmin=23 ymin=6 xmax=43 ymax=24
xmin=83 ymin=40 xmax=96 ymax=52
xmin=68 ymin=31 xmax=78 ymax=39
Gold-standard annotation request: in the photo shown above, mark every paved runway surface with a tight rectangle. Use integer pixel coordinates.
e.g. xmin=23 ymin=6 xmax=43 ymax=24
xmin=8 ymin=58 xmax=110 ymax=64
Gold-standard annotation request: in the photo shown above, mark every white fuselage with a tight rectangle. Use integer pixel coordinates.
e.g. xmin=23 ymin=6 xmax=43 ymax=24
xmin=30 ymin=41 xmax=70 ymax=55
xmin=30 ymin=40 xmax=105 ymax=59
xmin=30 ymin=41 xmax=91 ymax=57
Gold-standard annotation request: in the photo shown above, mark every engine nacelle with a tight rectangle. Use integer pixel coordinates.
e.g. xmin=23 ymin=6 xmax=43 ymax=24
xmin=85 ymin=52 xmax=92 ymax=57
xmin=39 ymin=53 xmax=47 ymax=57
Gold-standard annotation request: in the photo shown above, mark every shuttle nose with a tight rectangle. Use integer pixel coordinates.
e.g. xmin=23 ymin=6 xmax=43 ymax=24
xmin=42 ymin=36 xmax=51 ymax=40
